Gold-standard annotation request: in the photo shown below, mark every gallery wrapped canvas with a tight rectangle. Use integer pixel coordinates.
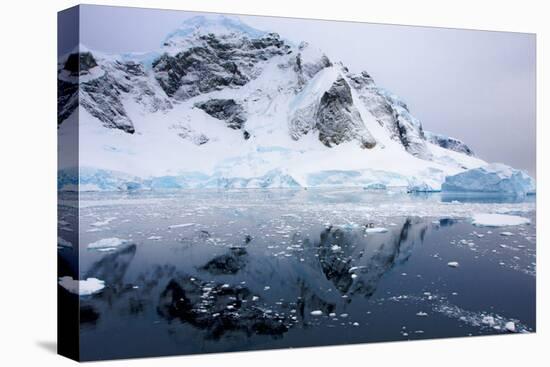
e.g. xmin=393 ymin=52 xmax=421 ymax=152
xmin=58 ymin=4 xmax=536 ymax=361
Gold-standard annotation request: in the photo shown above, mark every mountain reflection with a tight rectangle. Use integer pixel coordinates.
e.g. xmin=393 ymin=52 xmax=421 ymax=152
xmin=317 ymin=218 xmax=427 ymax=298
xmin=79 ymin=217 xmax=428 ymax=342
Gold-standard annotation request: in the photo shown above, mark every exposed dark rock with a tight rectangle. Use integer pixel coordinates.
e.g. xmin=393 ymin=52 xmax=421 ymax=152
xmin=80 ymin=75 xmax=136 ymax=134
xmin=57 ymin=79 xmax=79 ymax=125
xmin=195 ymin=99 xmax=246 ymax=130
xmin=425 ymin=131 xmax=475 ymax=156
xmin=354 ymin=78 xmax=430 ymax=158
xmin=315 ymin=77 xmax=377 ymax=149
xmin=58 ymin=52 xmax=172 ymax=130
xmin=153 ymin=33 xmax=290 ymax=100
xmin=64 ymin=52 xmax=98 ymax=75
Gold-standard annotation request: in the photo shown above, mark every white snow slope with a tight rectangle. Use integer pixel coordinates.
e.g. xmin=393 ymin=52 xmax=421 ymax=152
xmin=58 ymin=15 xmax=502 ymax=191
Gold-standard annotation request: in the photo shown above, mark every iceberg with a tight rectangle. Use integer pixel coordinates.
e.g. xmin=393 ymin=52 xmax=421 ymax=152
xmin=58 ymin=276 xmax=106 ymax=296
xmin=88 ymin=237 xmax=128 ymax=249
xmin=442 ymin=163 xmax=535 ymax=196
xmin=471 ymin=213 xmax=530 ymax=227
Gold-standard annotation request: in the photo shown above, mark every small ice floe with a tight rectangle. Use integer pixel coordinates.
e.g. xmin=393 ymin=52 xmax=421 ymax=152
xmin=58 ymin=276 xmax=105 ymax=296
xmin=351 ymin=274 xmax=358 ymax=279
xmin=505 ymin=321 xmax=516 ymax=332
xmin=500 ymin=232 xmax=514 ymax=237
xmin=416 ymin=311 xmax=428 ymax=317
xmin=263 ymin=286 xmax=271 ymax=291
xmin=365 ymin=227 xmax=388 ymax=234
xmin=168 ymin=223 xmax=195 ymax=229
xmin=88 ymin=237 xmax=127 ymax=249
xmin=353 ymin=322 xmax=360 ymax=326
xmin=472 ymin=213 xmax=530 ymax=227
xmin=91 ymin=217 xmax=116 ymax=227
xmin=57 ymin=236 xmax=73 ymax=248
xmin=434 ymin=302 xmax=528 ymax=333
xmin=310 ymin=310 xmax=323 ymax=316
xmin=482 ymin=316 xmax=496 ymax=327
xmin=252 ymin=296 xmax=259 ymax=301
xmin=331 ymin=245 xmax=342 ymax=252
xmin=147 ymin=235 xmax=162 ymax=240
xmin=447 ymin=261 xmax=459 ymax=268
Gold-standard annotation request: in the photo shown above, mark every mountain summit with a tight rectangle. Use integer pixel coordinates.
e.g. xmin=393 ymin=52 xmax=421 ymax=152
xmin=58 ymin=15 xmax=488 ymax=190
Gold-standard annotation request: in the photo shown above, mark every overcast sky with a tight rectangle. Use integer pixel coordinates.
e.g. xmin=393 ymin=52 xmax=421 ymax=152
xmin=72 ymin=5 xmax=536 ymax=176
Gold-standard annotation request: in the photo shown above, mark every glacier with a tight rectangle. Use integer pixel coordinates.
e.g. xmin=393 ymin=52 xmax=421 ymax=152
xmin=442 ymin=163 xmax=536 ymax=196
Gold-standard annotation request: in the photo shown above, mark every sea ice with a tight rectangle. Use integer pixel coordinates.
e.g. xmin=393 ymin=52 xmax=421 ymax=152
xmin=168 ymin=223 xmax=196 ymax=229
xmin=88 ymin=237 xmax=127 ymax=249
xmin=58 ymin=276 xmax=105 ymax=296
xmin=447 ymin=261 xmax=459 ymax=268
xmin=365 ymin=227 xmax=389 ymax=234
xmin=310 ymin=310 xmax=323 ymax=316
xmin=57 ymin=236 xmax=73 ymax=248
xmin=472 ymin=213 xmax=530 ymax=227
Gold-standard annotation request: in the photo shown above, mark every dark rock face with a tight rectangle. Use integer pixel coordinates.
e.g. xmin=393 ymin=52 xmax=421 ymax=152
xmin=57 ymin=52 xmax=172 ymax=132
xmin=316 ymin=77 xmax=377 ymax=149
xmin=153 ymin=33 xmax=290 ymax=100
xmin=425 ymin=131 xmax=475 ymax=156
xmin=195 ymin=98 xmax=246 ymax=130
xmin=294 ymin=42 xmax=332 ymax=87
xmin=64 ymin=52 xmax=98 ymax=75
xmin=80 ymin=75 xmax=136 ymax=134
xmin=57 ymin=79 xmax=79 ymax=125
xmin=353 ymin=75 xmax=430 ymax=158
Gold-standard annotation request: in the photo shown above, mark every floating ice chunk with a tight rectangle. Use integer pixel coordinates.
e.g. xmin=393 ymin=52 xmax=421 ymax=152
xmin=505 ymin=321 xmax=516 ymax=332
xmin=310 ymin=310 xmax=323 ymax=316
xmin=91 ymin=217 xmax=116 ymax=227
xmin=472 ymin=213 xmax=530 ymax=227
xmin=482 ymin=316 xmax=496 ymax=326
xmin=500 ymin=232 xmax=514 ymax=237
xmin=416 ymin=311 xmax=428 ymax=317
xmin=57 ymin=236 xmax=73 ymax=248
xmin=365 ymin=227 xmax=388 ymax=234
xmin=447 ymin=261 xmax=459 ymax=268
xmin=331 ymin=245 xmax=342 ymax=252
xmin=88 ymin=237 xmax=127 ymax=249
xmin=58 ymin=276 xmax=105 ymax=296
xmin=407 ymin=180 xmax=440 ymax=193
xmin=168 ymin=223 xmax=195 ymax=229
xmin=442 ymin=163 xmax=535 ymax=196
xmin=147 ymin=235 xmax=163 ymax=240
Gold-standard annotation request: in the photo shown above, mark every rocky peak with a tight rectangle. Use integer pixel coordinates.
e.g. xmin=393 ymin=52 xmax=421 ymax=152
xmin=63 ymin=51 xmax=98 ymax=75
xmin=316 ymin=77 xmax=377 ymax=149
xmin=153 ymin=31 xmax=290 ymax=101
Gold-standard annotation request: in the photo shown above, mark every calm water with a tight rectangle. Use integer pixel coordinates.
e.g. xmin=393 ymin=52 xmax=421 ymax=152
xmin=58 ymin=189 xmax=536 ymax=361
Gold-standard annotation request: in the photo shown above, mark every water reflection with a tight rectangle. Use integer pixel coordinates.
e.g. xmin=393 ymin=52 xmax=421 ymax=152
xmin=75 ymin=218 xmax=435 ymax=342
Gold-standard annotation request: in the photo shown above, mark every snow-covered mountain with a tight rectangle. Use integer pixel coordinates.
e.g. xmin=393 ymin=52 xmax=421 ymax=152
xmin=58 ymin=15 xmax=495 ymax=191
